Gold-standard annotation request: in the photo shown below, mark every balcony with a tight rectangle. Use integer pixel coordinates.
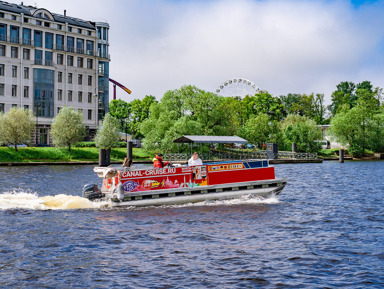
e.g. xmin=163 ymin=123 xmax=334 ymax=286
xmin=0 ymin=35 xmax=110 ymax=60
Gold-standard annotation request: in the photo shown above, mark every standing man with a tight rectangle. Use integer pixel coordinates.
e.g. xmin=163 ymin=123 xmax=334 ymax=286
xmin=188 ymin=152 xmax=203 ymax=166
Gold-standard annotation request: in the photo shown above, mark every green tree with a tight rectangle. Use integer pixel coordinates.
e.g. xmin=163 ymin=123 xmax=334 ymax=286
xmin=281 ymin=115 xmax=321 ymax=152
xmin=140 ymin=85 xmax=234 ymax=151
xmin=128 ymin=95 xmax=157 ymax=138
xmin=239 ymin=113 xmax=282 ymax=149
xmin=109 ymin=99 xmax=130 ymax=120
xmin=330 ymin=104 xmax=370 ymax=156
xmin=50 ymin=106 xmax=85 ymax=151
xmin=253 ymin=91 xmax=285 ymax=120
xmin=328 ymin=81 xmax=357 ymax=116
xmin=0 ymin=107 xmax=35 ymax=151
xmin=94 ymin=113 xmax=121 ymax=149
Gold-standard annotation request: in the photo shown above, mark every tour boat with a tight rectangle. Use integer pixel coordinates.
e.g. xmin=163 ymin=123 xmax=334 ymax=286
xmin=83 ymin=160 xmax=287 ymax=207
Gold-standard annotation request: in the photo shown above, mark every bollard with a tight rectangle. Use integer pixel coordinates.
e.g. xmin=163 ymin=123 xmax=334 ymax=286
xmin=339 ymin=149 xmax=344 ymax=163
xmin=99 ymin=149 xmax=107 ymax=167
xmin=123 ymin=141 xmax=133 ymax=167
xmin=292 ymin=143 xmax=297 ymax=153
xmin=99 ymin=149 xmax=111 ymax=167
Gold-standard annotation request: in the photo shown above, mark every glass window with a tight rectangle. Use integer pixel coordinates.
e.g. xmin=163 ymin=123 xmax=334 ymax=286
xmin=45 ymin=51 xmax=52 ymax=66
xmin=0 ymin=103 xmax=4 ymax=113
xmin=11 ymin=15 xmax=16 ymax=21
xmin=0 ymin=64 xmax=4 ymax=76
xmin=23 ymin=48 xmax=30 ymax=60
xmin=88 ymin=92 xmax=92 ymax=103
xmin=97 ymin=27 xmax=101 ymax=39
xmin=57 ymin=53 xmax=63 ymax=65
xmin=10 ymin=26 xmax=19 ymax=43
xmin=34 ymin=30 xmax=42 ymax=47
xmin=0 ymin=24 xmax=7 ymax=41
xmin=87 ymin=59 xmax=93 ymax=69
xmin=24 ymin=105 xmax=29 ymax=109
xmin=58 ymin=89 xmax=62 ymax=101
xmin=44 ymin=22 xmax=50 ymax=28
xmin=24 ymin=86 xmax=29 ymax=98
xmin=36 ymin=20 xmax=42 ymax=26
xmin=57 ymin=24 xmax=62 ymax=30
xmin=76 ymin=38 xmax=84 ymax=54
xmin=24 ymin=67 xmax=29 ymax=79
xmin=0 ymin=45 xmax=5 ymax=56
xmin=11 ymin=47 xmax=18 ymax=58
xmin=68 ymin=26 xmax=72 ymax=32
xmin=87 ymin=31 xmax=92 ymax=36
xmin=0 ymin=84 xmax=4 ymax=96
xmin=88 ymin=75 xmax=92 ymax=86
xmin=86 ymin=40 xmax=94 ymax=55
xmin=103 ymin=27 xmax=107 ymax=41
xmin=0 ymin=12 xmax=4 ymax=18
xmin=88 ymin=109 xmax=92 ymax=120
xmin=45 ymin=32 xmax=53 ymax=49
xmin=56 ymin=34 xmax=64 ymax=50
xmin=35 ymin=49 xmax=42 ymax=65
xmin=78 ymin=28 xmax=82 ymax=34
xmin=67 ymin=55 xmax=73 ymax=66
xmin=78 ymin=74 xmax=83 ymax=85
xmin=12 ymin=65 xmax=17 ymax=77
xmin=67 ymin=36 xmax=74 ymax=52
xmin=24 ymin=17 xmax=29 ymax=23
xmin=68 ymin=73 xmax=72 ymax=83
xmin=33 ymin=68 xmax=55 ymax=118
xmin=12 ymin=85 xmax=17 ymax=96
xmin=58 ymin=71 xmax=62 ymax=82
xmin=77 ymin=57 xmax=83 ymax=68
xmin=68 ymin=90 xmax=72 ymax=101
xmin=22 ymin=28 xmax=31 ymax=45
xmin=78 ymin=91 xmax=82 ymax=102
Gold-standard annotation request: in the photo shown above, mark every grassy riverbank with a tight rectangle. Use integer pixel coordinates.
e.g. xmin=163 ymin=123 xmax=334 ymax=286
xmin=0 ymin=147 xmax=155 ymax=163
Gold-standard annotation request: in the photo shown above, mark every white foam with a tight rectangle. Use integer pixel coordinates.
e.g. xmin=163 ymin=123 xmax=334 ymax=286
xmin=0 ymin=191 xmax=109 ymax=210
xmin=158 ymin=194 xmax=280 ymax=209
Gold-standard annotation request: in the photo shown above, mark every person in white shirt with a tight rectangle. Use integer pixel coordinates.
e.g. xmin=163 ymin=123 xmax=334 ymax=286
xmin=188 ymin=152 xmax=203 ymax=166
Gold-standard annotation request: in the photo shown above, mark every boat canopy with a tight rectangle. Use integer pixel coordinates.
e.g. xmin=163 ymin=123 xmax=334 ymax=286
xmin=173 ymin=135 xmax=248 ymax=144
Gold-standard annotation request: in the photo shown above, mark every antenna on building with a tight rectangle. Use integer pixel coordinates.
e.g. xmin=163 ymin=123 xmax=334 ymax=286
xmin=64 ymin=10 xmax=66 ymax=18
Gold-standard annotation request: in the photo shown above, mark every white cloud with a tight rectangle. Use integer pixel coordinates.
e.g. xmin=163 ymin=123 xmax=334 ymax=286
xmin=25 ymin=0 xmax=384 ymax=103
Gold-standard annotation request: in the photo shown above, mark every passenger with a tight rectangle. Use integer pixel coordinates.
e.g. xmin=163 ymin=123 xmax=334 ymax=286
xmin=188 ymin=152 xmax=203 ymax=166
xmin=153 ymin=153 xmax=170 ymax=168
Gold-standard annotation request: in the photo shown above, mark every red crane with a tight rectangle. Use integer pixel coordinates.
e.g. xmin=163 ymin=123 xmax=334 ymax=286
xmin=109 ymin=78 xmax=132 ymax=100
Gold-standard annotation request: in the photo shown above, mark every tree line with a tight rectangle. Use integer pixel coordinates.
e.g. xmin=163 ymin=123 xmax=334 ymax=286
xmin=0 ymin=80 xmax=383 ymax=157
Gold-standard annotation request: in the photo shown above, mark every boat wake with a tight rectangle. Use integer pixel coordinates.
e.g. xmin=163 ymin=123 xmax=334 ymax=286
xmin=0 ymin=191 xmax=108 ymax=210
xmin=159 ymin=194 xmax=280 ymax=209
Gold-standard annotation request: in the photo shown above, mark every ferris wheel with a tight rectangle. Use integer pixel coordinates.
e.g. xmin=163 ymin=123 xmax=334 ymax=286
xmin=216 ymin=78 xmax=259 ymax=98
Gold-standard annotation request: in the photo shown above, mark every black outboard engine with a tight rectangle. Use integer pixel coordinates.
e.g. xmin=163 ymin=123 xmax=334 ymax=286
xmin=82 ymin=184 xmax=103 ymax=200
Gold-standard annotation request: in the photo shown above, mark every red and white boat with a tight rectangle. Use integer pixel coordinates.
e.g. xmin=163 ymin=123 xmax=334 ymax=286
xmin=83 ymin=160 xmax=287 ymax=207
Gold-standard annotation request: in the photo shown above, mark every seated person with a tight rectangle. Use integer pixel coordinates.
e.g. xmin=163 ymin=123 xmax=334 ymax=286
xmin=153 ymin=153 xmax=170 ymax=168
xmin=188 ymin=152 xmax=203 ymax=166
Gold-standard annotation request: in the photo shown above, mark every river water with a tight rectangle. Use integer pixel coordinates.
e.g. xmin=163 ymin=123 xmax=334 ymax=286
xmin=0 ymin=161 xmax=383 ymax=288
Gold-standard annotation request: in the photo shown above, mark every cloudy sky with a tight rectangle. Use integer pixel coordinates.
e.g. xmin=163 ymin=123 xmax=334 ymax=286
xmin=23 ymin=0 xmax=384 ymax=104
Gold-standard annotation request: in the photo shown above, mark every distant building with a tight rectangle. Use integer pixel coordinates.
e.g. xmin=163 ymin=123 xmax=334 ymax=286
xmin=0 ymin=1 xmax=110 ymax=145
xmin=318 ymin=125 xmax=345 ymax=149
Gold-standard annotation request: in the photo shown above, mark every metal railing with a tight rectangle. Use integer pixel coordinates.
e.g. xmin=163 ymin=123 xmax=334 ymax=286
xmin=0 ymin=35 xmax=109 ymax=59
xmin=165 ymin=151 xmax=318 ymax=161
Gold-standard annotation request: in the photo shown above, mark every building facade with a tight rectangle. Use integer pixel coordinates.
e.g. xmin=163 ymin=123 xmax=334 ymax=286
xmin=0 ymin=1 xmax=110 ymax=145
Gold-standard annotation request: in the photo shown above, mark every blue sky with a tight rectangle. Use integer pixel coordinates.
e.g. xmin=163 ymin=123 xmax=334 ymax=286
xmin=24 ymin=0 xmax=384 ymax=104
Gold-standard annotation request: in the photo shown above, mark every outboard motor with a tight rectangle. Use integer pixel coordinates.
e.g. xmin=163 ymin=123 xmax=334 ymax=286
xmin=82 ymin=184 xmax=103 ymax=200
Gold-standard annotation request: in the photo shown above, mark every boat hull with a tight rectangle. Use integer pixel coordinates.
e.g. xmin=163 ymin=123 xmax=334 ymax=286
xmin=107 ymin=178 xmax=286 ymax=207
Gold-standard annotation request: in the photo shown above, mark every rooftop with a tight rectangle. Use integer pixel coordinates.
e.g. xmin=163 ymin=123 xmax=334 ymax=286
xmin=0 ymin=1 xmax=97 ymax=29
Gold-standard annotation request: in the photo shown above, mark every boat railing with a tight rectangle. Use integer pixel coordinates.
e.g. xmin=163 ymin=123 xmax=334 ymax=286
xmin=165 ymin=151 xmax=317 ymax=161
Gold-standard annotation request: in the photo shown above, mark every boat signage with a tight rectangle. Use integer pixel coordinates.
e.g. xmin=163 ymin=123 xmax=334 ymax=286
xmin=121 ymin=168 xmax=177 ymax=178
xmin=208 ymin=163 xmax=244 ymax=171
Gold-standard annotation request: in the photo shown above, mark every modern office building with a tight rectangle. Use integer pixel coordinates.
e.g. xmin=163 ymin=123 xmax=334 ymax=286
xmin=0 ymin=1 xmax=110 ymax=145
